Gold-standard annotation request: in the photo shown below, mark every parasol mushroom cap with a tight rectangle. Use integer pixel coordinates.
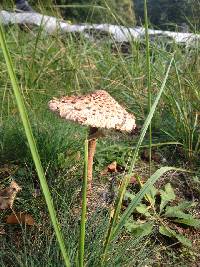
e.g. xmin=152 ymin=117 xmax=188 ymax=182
xmin=48 ymin=90 xmax=136 ymax=132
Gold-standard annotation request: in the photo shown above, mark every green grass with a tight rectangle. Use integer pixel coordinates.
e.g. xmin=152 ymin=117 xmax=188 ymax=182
xmin=0 ymin=5 xmax=200 ymax=266
xmin=79 ymin=140 xmax=88 ymax=267
xmin=0 ymin=22 xmax=70 ymax=266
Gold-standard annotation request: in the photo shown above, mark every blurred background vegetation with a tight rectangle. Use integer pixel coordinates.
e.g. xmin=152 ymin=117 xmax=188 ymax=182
xmin=1 ymin=0 xmax=200 ymax=31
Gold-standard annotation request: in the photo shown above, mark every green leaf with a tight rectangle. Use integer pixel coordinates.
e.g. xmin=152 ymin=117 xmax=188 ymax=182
xmin=165 ymin=206 xmax=193 ymax=219
xmin=136 ymin=204 xmax=151 ymax=217
xmin=149 ymin=185 xmax=158 ymax=202
xmin=111 ymin=167 xmax=190 ymax=240
xmin=125 ymin=221 xmax=154 ymax=238
xmin=176 ymin=201 xmax=196 ymax=211
xmin=124 ymin=191 xmax=135 ymax=201
xmin=159 ymin=225 xmax=192 ymax=247
xmin=159 ymin=225 xmax=173 ymax=238
xmin=173 ymin=218 xmax=200 ymax=228
xmin=159 ymin=183 xmax=175 ymax=213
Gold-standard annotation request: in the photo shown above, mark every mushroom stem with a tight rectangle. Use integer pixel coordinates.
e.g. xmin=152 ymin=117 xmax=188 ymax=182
xmin=87 ymin=127 xmax=98 ymax=192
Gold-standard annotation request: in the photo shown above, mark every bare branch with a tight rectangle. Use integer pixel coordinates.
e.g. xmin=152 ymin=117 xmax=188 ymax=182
xmin=0 ymin=10 xmax=199 ymax=47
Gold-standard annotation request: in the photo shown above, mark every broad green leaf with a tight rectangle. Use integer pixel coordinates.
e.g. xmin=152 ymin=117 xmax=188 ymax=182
xmin=159 ymin=225 xmax=173 ymax=238
xmin=149 ymin=185 xmax=158 ymax=203
xmin=173 ymin=218 xmax=200 ymax=228
xmin=136 ymin=204 xmax=151 ymax=217
xmin=125 ymin=221 xmax=154 ymax=238
xmin=165 ymin=206 xmax=193 ymax=219
xmin=124 ymin=191 xmax=135 ymax=201
xmin=176 ymin=201 xmax=196 ymax=211
xmin=111 ymin=167 xmax=189 ymax=240
xmin=159 ymin=225 xmax=192 ymax=247
xmin=159 ymin=183 xmax=175 ymax=213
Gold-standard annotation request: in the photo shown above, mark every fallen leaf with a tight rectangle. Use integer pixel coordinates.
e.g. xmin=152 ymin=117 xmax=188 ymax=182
xmin=101 ymin=161 xmax=117 ymax=176
xmin=129 ymin=176 xmax=145 ymax=185
xmin=107 ymin=161 xmax=117 ymax=172
xmin=0 ymin=181 xmax=22 ymax=209
xmin=0 ymin=226 xmax=5 ymax=235
xmin=6 ymin=212 xmax=35 ymax=226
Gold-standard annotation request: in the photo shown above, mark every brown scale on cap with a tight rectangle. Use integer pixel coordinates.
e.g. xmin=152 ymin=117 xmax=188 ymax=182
xmin=48 ymin=90 xmax=136 ymax=132
xmin=48 ymin=90 xmax=136 ymax=198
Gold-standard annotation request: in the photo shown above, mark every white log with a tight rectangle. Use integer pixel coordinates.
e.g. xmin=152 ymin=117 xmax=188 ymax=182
xmin=0 ymin=10 xmax=199 ymax=47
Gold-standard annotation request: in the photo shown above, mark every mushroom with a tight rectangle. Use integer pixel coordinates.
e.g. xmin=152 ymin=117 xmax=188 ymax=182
xmin=48 ymin=90 xmax=136 ymax=193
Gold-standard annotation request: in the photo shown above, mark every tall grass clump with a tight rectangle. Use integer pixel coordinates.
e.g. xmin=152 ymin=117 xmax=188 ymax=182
xmin=163 ymin=54 xmax=200 ymax=160
xmin=144 ymin=0 xmax=152 ymax=173
xmin=0 ymin=23 xmax=70 ymax=267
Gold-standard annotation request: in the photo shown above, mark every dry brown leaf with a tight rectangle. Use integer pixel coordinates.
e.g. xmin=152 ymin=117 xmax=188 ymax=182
xmin=0 ymin=226 xmax=5 ymax=235
xmin=107 ymin=161 xmax=117 ymax=172
xmin=129 ymin=175 xmax=145 ymax=185
xmin=101 ymin=161 xmax=117 ymax=176
xmin=6 ymin=212 xmax=35 ymax=226
xmin=0 ymin=181 xmax=22 ymax=209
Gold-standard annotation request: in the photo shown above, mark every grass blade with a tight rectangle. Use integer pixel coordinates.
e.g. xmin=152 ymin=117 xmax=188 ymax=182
xmin=0 ymin=24 xmax=71 ymax=267
xmin=129 ymin=56 xmax=174 ymax=174
xmin=102 ymin=55 xmax=174 ymax=262
xmin=144 ymin=0 xmax=152 ymax=174
xmin=79 ymin=139 xmax=88 ymax=267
